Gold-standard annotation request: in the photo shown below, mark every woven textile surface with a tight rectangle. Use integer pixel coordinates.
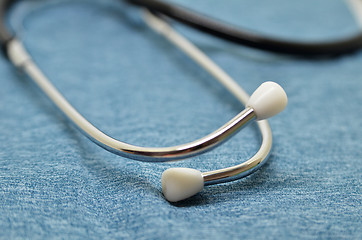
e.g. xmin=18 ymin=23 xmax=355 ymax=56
xmin=0 ymin=0 xmax=361 ymax=239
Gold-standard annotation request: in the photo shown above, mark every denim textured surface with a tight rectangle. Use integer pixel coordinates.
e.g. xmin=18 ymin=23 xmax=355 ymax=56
xmin=0 ymin=0 xmax=361 ymax=239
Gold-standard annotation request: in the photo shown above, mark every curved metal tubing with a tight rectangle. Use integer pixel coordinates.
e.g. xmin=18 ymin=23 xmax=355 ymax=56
xmin=7 ymin=38 xmax=256 ymax=162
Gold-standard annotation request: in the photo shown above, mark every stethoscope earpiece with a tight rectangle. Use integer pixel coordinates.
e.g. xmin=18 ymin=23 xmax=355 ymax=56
xmin=162 ymin=81 xmax=287 ymax=202
xmin=162 ymin=168 xmax=203 ymax=202
xmin=247 ymin=81 xmax=288 ymax=120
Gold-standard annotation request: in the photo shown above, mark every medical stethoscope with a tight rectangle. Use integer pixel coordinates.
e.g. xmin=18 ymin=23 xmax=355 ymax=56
xmin=1 ymin=0 xmax=361 ymax=202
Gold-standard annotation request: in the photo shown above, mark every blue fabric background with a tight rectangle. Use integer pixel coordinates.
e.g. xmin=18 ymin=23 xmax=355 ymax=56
xmin=0 ymin=0 xmax=361 ymax=239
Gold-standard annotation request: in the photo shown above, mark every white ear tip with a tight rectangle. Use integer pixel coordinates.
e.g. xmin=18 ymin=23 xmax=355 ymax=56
xmin=246 ymin=81 xmax=288 ymax=120
xmin=161 ymin=168 xmax=204 ymax=202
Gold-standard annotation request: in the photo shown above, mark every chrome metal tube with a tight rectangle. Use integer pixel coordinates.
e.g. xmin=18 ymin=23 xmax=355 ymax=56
xmin=7 ymin=38 xmax=257 ymax=162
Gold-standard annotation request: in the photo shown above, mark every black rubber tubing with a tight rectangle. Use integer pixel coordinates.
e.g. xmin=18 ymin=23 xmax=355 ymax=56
xmin=0 ymin=0 xmax=16 ymax=58
xmin=126 ymin=0 xmax=362 ymax=57
xmin=1 ymin=0 xmax=362 ymax=59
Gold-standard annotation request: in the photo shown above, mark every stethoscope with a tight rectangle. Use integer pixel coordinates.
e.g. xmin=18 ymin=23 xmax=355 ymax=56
xmin=1 ymin=0 xmax=361 ymax=202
